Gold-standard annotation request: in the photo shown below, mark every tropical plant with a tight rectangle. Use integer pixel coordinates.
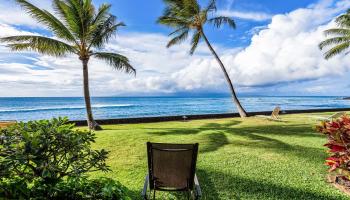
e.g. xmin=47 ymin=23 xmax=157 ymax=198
xmin=0 ymin=118 xmax=130 ymax=199
xmin=0 ymin=118 xmax=109 ymax=185
xmin=316 ymin=114 xmax=350 ymax=180
xmin=319 ymin=9 xmax=350 ymax=59
xmin=157 ymin=0 xmax=247 ymax=117
xmin=0 ymin=177 xmax=130 ymax=200
xmin=0 ymin=0 xmax=135 ymax=130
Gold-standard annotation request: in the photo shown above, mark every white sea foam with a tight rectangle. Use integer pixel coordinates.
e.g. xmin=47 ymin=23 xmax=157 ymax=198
xmin=0 ymin=104 xmax=134 ymax=113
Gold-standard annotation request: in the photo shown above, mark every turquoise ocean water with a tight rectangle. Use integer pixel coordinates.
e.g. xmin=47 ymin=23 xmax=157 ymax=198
xmin=0 ymin=96 xmax=349 ymax=121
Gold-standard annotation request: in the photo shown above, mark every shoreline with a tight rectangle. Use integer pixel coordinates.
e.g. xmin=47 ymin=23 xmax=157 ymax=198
xmin=71 ymin=107 xmax=350 ymax=126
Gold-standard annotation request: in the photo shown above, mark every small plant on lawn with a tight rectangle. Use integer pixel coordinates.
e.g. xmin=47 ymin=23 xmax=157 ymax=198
xmin=316 ymin=115 xmax=350 ymax=180
xmin=0 ymin=117 xmax=129 ymax=199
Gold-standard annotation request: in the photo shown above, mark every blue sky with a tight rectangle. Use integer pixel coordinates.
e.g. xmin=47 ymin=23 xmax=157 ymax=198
xmin=96 ymin=0 xmax=317 ymax=46
xmin=0 ymin=0 xmax=349 ymax=97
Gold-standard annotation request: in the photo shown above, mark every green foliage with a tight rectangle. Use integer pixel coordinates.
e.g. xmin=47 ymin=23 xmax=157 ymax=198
xmin=0 ymin=118 xmax=129 ymax=199
xmin=157 ymin=0 xmax=235 ymax=54
xmin=1 ymin=36 xmax=76 ymax=57
xmin=93 ymin=52 xmax=135 ymax=74
xmin=319 ymin=9 xmax=350 ymax=59
xmin=53 ymin=177 xmax=130 ymax=200
xmin=0 ymin=117 xmax=109 ymax=184
xmin=0 ymin=177 xmax=130 ymax=200
xmin=0 ymin=0 xmax=134 ymax=73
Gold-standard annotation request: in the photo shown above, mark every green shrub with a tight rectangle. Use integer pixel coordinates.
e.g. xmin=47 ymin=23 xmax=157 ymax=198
xmin=53 ymin=177 xmax=129 ymax=200
xmin=0 ymin=177 xmax=130 ymax=200
xmin=0 ymin=118 xmax=129 ymax=199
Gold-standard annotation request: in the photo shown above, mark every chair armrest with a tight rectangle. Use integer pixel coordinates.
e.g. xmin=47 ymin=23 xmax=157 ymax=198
xmin=141 ymin=174 xmax=149 ymax=200
xmin=194 ymin=174 xmax=202 ymax=199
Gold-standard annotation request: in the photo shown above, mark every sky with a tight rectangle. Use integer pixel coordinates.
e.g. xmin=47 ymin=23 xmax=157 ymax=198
xmin=0 ymin=0 xmax=349 ymax=97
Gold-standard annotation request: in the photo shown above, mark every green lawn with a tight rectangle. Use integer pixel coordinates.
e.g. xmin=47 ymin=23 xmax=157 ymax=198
xmin=89 ymin=112 xmax=349 ymax=199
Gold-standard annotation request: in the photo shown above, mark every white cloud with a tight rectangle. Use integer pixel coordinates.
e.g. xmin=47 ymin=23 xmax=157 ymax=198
xmin=158 ymin=0 xmax=350 ymax=94
xmin=1 ymin=0 xmax=350 ymax=96
xmin=0 ymin=23 xmax=36 ymax=37
xmin=217 ymin=10 xmax=272 ymax=21
xmin=0 ymin=0 xmax=51 ymax=28
xmin=0 ymin=29 xmax=220 ymax=96
xmin=230 ymin=0 xmax=350 ymax=87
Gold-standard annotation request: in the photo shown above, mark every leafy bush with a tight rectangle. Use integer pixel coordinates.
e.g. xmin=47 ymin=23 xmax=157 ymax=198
xmin=0 ymin=177 xmax=130 ymax=200
xmin=53 ymin=177 xmax=129 ymax=200
xmin=316 ymin=114 xmax=350 ymax=179
xmin=0 ymin=118 xmax=129 ymax=199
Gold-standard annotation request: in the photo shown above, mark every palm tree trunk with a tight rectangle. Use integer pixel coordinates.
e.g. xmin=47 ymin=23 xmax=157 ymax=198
xmin=201 ymin=32 xmax=247 ymax=117
xmin=82 ymin=59 xmax=102 ymax=130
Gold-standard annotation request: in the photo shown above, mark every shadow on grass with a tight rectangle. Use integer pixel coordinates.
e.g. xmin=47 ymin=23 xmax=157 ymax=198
xmin=228 ymin=132 xmax=327 ymax=163
xmin=145 ymin=120 xmax=325 ymax=160
xmin=145 ymin=120 xmax=242 ymax=136
xmin=123 ymin=120 xmax=338 ymax=199
xmin=196 ymin=169 xmax=343 ymax=200
xmin=200 ymin=132 xmax=230 ymax=153
xmin=131 ymin=168 xmax=341 ymax=200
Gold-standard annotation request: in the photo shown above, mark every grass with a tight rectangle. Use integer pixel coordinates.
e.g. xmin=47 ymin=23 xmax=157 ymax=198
xmin=89 ymin=112 xmax=349 ymax=199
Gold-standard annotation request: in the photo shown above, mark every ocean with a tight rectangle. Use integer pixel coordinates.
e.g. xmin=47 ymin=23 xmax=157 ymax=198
xmin=0 ymin=96 xmax=349 ymax=121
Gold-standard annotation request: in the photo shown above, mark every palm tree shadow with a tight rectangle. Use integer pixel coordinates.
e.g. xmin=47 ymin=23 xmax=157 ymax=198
xmin=196 ymin=170 xmax=343 ymax=200
xmin=146 ymin=120 xmax=241 ymax=154
xmin=146 ymin=120 xmax=326 ymax=161
xmin=200 ymin=132 xmax=230 ymax=153
xmin=147 ymin=120 xmax=242 ymax=136
xmin=197 ymin=169 xmax=241 ymax=200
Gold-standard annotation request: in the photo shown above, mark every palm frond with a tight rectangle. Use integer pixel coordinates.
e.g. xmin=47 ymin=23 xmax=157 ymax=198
xmin=53 ymin=0 xmax=82 ymax=39
xmin=324 ymin=28 xmax=350 ymax=36
xmin=319 ymin=36 xmax=350 ymax=50
xmin=80 ymin=0 xmax=95 ymax=33
xmin=208 ymin=16 xmax=235 ymax=29
xmin=157 ymin=16 xmax=190 ymax=28
xmin=323 ymin=42 xmax=350 ymax=59
xmin=169 ymin=26 xmax=190 ymax=36
xmin=68 ymin=0 xmax=94 ymax=39
xmin=15 ymin=0 xmax=76 ymax=43
xmin=183 ymin=0 xmax=200 ymax=15
xmin=159 ymin=0 xmax=231 ymax=55
xmin=92 ymin=52 xmax=135 ymax=74
xmin=335 ymin=9 xmax=350 ymax=28
xmin=167 ymin=30 xmax=189 ymax=48
xmin=206 ymin=0 xmax=217 ymax=12
xmin=0 ymin=35 xmax=76 ymax=57
xmin=88 ymin=15 xmax=124 ymax=49
xmin=190 ymin=31 xmax=201 ymax=55
xmin=92 ymin=3 xmax=112 ymax=25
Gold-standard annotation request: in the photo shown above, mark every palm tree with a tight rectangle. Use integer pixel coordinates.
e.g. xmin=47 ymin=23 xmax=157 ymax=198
xmin=157 ymin=0 xmax=247 ymax=117
xmin=0 ymin=0 xmax=135 ymax=130
xmin=319 ymin=9 xmax=350 ymax=59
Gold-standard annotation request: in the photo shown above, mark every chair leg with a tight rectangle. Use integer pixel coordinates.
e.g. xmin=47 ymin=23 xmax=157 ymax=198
xmin=153 ymin=189 xmax=156 ymax=200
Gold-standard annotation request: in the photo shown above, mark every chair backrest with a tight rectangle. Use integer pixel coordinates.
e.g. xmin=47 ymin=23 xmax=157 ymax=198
xmin=271 ymin=107 xmax=281 ymax=119
xmin=147 ymin=142 xmax=199 ymax=191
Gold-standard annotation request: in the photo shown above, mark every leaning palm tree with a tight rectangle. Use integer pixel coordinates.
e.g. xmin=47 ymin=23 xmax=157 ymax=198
xmin=0 ymin=0 xmax=135 ymax=130
xmin=157 ymin=0 xmax=247 ymax=117
xmin=319 ymin=9 xmax=350 ymax=59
